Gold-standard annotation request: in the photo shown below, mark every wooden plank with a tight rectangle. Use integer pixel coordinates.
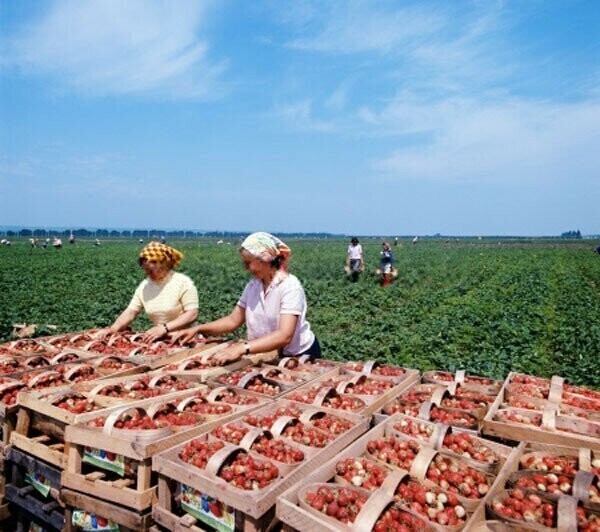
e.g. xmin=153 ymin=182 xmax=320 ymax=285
xmin=10 ymin=431 xmax=67 ymax=469
xmin=153 ymin=504 xmax=207 ymax=532
xmin=4 ymin=483 xmax=65 ymax=530
xmin=62 ymin=488 xmax=154 ymax=531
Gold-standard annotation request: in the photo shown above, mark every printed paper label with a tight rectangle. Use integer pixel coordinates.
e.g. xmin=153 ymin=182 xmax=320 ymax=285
xmin=180 ymin=484 xmax=235 ymax=532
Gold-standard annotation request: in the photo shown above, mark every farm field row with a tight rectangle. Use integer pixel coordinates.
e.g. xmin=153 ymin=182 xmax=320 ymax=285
xmin=0 ymin=238 xmax=598 ymax=387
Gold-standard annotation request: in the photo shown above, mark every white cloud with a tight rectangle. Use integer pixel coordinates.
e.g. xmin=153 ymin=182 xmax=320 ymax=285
xmin=6 ymin=0 xmax=225 ymax=99
xmin=274 ymin=99 xmax=336 ymax=132
xmin=368 ymin=96 xmax=600 ymax=185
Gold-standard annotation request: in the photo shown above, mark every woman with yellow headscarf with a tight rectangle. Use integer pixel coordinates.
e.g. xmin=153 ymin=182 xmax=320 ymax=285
xmin=100 ymin=242 xmax=199 ymax=342
xmin=172 ymin=232 xmax=320 ymax=363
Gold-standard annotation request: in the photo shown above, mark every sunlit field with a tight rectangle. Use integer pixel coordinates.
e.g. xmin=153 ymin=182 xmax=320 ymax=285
xmin=1 ymin=238 xmax=598 ymax=387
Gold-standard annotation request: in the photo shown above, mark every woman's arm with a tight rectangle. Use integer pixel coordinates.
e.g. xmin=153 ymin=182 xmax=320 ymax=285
xmin=142 ymin=308 xmax=199 ymax=342
xmin=213 ymin=314 xmax=298 ymax=364
xmin=101 ymin=308 xmax=139 ymax=336
xmin=170 ymin=305 xmax=246 ymax=345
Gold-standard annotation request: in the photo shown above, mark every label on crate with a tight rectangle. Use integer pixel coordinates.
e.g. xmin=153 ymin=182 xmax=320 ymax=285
xmin=71 ymin=510 xmax=120 ymax=531
xmin=25 ymin=469 xmax=51 ymax=498
xmin=28 ymin=524 xmax=45 ymax=532
xmin=83 ymin=447 xmax=126 ymax=476
xmin=180 ymin=484 xmax=235 ymax=532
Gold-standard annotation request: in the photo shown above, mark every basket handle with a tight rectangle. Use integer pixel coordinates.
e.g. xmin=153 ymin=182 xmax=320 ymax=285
xmin=270 ymin=416 xmax=298 ymax=437
xmin=278 ymin=357 xmax=293 ymax=368
xmin=298 ymin=408 xmax=323 ymax=424
xmin=102 ymin=405 xmax=147 ymax=435
xmin=541 ymin=404 xmax=558 ymax=431
xmin=455 ymin=370 xmax=466 ymax=384
xmin=206 ymin=386 xmax=228 ymax=402
xmin=409 ymin=447 xmax=438 ymax=480
xmin=362 ymin=360 xmax=379 ymax=374
xmin=236 ymin=371 xmax=262 ymax=389
xmin=430 ymin=387 xmax=450 ymax=406
xmin=0 ymin=380 xmax=25 ymax=394
xmin=313 ymin=386 xmax=336 ymax=407
xmin=177 ymin=396 xmax=204 ymax=412
xmin=351 ymin=490 xmax=394 ymax=532
xmin=578 ymin=448 xmax=592 ymax=472
xmin=64 ymin=364 xmax=93 ymax=381
xmin=379 ymin=469 xmax=409 ymax=497
xmin=239 ymin=428 xmax=271 ymax=451
xmin=26 ymin=370 xmax=61 ymax=388
xmin=431 ymin=423 xmax=451 ymax=449
xmin=548 ymin=376 xmax=564 ymax=404
xmin=572 ymin=470 xmax=595 ymax=502
xmin=418 ymin=401 xmax=433 ymax=420
xmin=205 ymin=445 xmax=244 ymax=478
xmin=146 ymin=401 xmax=176 ymax=419
xmin=88 ymin=383 xmax=123 ymax=401
xmin=556 ymin=494 xmax=577 ymax=532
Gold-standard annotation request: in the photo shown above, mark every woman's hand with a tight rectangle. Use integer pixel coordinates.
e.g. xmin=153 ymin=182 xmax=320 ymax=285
xmin=213 ymin=343 xmax=245 ymax=365
xmin=142 ymin=325 xmax=167 ymax=343
xmin=169 ymin=326 xmax=202 ymax=346
xmin=94 ymin=328 xmax=114 ymax=340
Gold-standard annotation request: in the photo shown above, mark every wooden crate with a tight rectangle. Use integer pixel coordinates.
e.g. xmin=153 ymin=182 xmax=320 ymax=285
xmin=482 ymin=373 xmax=600 ymax=450
xmin=5 ymin=446 xmax=62 ymax=499
xmin=277 ymin=413 xmax=522 ymax=532
xmin=63 ymin=489 xmax=153 ymax=532
xmin=4 ymin=480 xmax=65 ymax=531
xmin=151 ymin=401 xmax=371 ymax=529
xmin=281 ymin=365 xmax=420 ymax=417
xmin=62 ymin=387 xmax=269 ymax=512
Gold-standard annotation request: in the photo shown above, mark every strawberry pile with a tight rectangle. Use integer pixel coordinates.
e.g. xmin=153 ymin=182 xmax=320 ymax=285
xmin=495 ymin=409 xmax=541 ymax=426
xmin=218 ymin=453 xmax=279 ymax=490
xmin=392 ymin=418 xmax=434 ymax=442
xmin=394 ymin=479 xmax=467 ymax=527
xmin=211 ymin=423 xmax=249 ymax=445
xmin=441 ymin=396 xmax=487 ymax=410
xmin=521 ymin=454 xmax=580 ymax=475
xmin=183 ymin=400 xmax=232 ymax=416
xmin=322 ymin=394 xmax=365 ymax=412
xmin=335 ymin=457 xmax=388 ymax=490
xmin=512 ymin=375 xmax=550 ymax=386
xmin=216 ymin=368 xmax=255 ymax=386
xmin=576 ymin=506 xmax=600 ymax=531
xmin=426 ymin=454 xmax=491 ymax=499
xmin=398 ymin=388 xmax=434 ymax=404
xmin=514 ymin=472 xmax=573 ymax=495
xmin=455 ymin=388 xmax=496 ymax=404
xmin=152 ymin=407 xmax=199 ymax=428
xmin=382 ymin=399 xmax=420 ymax=417
xmin=366 ymin=436 xmax=422 ymax=470
xmin=215 ymin=389 xmax=260 ymax=405
xmin=245 ymin=377 xmax=280 ymax=396
xmin=507 ymin=396 xmax=541 ymax=410
xmin=21 ymin=372 xmax=66 ymax=390
xmin=441 ymin=432 xmax=500 ymax=464
xmin=150 ymin=375 xmax=193 ymax=391
xmin=310 ymin=413 xmax=354 ymax=435
xmin=287 ymin=387 xmax=319 ymax=404
xmin=372 ymin=365 xmax=406 ymax=377
xmin=564 ymin=384 xmax=600 ymax=402
xmin=304 ymin=486 xmax=368 ymax=524
xmin=349 ymin=378 xmax=393 ymax=396
xmin=0 ymin=385 xmax=22 ymax=405
xmin=373 ymin=505 xmax=428 ymax=531
xmin=111 ymin=413 xmax=159 ymax=430
xmin=262 ymin=369 xmax=302 ymax=384
xmin=507 ymin=382 xmax=549 ymax=399
xmin=0 ymin=358 xmax=23 ymax=374
xmin=490 ymin=489 xmax=555 ymax=527
xmin=98 ymin=358 xmax=134 ymax=371
xmin=243 ymin=406 xmax=302 ymax=429
xmin=53 ymin=394 xmax=98 ymax=414
xmin=282 ymin=423 xmax=332 ymax=448
xmin=561 ymin=394 xmax=600 ymax=412
xmin=251 ymin=436 xmax=304 ymax=464
xmin=430 ymin=407 xmax=478 ymax=428
xmin=179 ymin=438 xmax=225 ymax=469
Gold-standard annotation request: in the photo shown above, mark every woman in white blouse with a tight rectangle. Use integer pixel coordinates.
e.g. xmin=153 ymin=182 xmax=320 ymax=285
xmin=172 ymin=232 xmax=320 ymax=364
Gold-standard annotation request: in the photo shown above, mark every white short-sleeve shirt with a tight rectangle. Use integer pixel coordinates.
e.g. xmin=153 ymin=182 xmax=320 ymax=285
xmin=237 ymin=274 xmax=315 ymax=355
xmin=347 ymin=244 xmax=362 ymax=260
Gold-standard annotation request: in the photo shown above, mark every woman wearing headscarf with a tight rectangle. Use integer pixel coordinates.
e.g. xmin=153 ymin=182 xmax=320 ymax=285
xmin=172 ymin=232 xmax=320 ymax=364
xmin=100 ymin=242 xmax=199 ymax=342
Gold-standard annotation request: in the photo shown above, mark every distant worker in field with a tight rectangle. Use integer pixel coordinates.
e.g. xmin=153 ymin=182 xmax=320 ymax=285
xmin=172 ymin=232 xmax=321 ymax=363
xmin=99 ymin=242 xmax=199 ymax=342
xmin=376 ymin=242 xmax=397 ymax=287
xmin=345 ymin=237 xmax=364 ymax=282
xmin=53 ymin=237 xmax=62 ymax=248
xmin=69 ymin=234 xmax=75 ymax=244
xmin=394 ymin=237 xmax=399 ymax=247
xmin=412 ymin=236 xmax=419 ymax=245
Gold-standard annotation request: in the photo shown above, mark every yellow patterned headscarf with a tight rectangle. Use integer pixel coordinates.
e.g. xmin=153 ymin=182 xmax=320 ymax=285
xmin=241 ymin=232 xmax=291 ymax=270
xmin=139 ymin=242 xmax=183 ymax=269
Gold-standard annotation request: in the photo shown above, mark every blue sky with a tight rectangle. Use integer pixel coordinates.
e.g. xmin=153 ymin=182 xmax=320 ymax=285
xmin=1 ymin=0 xmax=599 ymax=236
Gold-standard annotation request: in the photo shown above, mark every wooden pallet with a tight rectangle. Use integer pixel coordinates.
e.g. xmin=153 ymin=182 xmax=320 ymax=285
xmin=5 ymin=446 xmax=62 ymax=501
xmin=62 ymin=489 xmax=153 ymax=532
xmin=276 ymin=413 xmax=522 ymax=532
xmin=4 ymin=482 xmax=65 ymax=530
xmin=62 ymin=387 xmax=268 ymax=511
xmin=151 ymin=401 xmax=370 ymax=528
